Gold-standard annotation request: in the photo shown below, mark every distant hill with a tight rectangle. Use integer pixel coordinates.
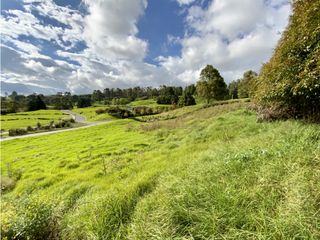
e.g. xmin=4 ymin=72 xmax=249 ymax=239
xmin=1 ymin=81 xmax=60 ymax=96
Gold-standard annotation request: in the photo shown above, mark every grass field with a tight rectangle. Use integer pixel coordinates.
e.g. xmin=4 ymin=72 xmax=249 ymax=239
xmin=128 ymin=99 xmax=170 ymax=107
xmin=73 ymin=106 xmax=115 ymax=122
xmin=1 ymin=102 xmax=319 ymax=239
xmin=0 ymin=110 xmax=70 ymax=131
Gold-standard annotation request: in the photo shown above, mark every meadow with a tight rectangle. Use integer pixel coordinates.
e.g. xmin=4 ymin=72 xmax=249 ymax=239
xmin=0 ymin=110 xmax=70 ymax=131
xmin=1 ymin=102 xmax=319 ymax=239
xmin=72 ymin=106 xmax=115 ymax=122
xmin=72 ymin=99 xmax=172 ymax=122
xmin=127 ymin=99 xmax=170 ymax=107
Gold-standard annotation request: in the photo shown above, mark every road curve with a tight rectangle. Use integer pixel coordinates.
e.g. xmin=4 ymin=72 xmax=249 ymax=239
xmin=1 ymin=110 xmax=112 ymax=142
xmin=62 ymin=110 xmax=87 ymax=123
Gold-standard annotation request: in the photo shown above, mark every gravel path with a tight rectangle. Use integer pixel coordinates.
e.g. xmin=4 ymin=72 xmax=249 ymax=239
xmin=62 ymin=110 xmax=87 ymax=123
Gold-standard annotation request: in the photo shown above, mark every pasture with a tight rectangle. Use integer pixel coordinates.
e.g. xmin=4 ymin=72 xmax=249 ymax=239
xmin=0 ymin=110 xmax=70 ymax=131
xmin=1 ymin=102 xmax=319 ymax=239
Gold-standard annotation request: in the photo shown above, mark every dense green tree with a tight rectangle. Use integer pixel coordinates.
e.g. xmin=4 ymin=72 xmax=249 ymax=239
xmin=228 ymin=80 xmax=240 ymax=99
xmin=196 ymin=65 xmax=227 ymax=103
xmin=238 ymin=70 xmax=258 ymax=98
xmin=53 ymin=92 xmax=73 ymax=110
xmin=77 ymin=97 xmax=92 ymax=108
xmin=185 ymin=84 xmax=196 ymax=96
xmin=255 ymin=0 xmax=320 ymax=120
xmin=91 ymin=90 xmax=104 ymax=102
xmin=157 ymin=86 xmax=180 ymax=104
xmin=27 ymin=94 xmax=47 ymax=111
xmin=9 ymin=91 xmax=18 ymax=101
xmin=179 ymin=91 xmax=196 ymax=107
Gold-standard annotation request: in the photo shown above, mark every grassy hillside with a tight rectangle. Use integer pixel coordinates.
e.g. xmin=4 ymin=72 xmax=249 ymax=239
xmin=0 ymin=110 xmax=70 ymax=131
xmin=73 ymin=106 xmax=115 ymax=122
xmin=127 ymin=99 xmax=170 ymax=107
xmin=1 ymin=102 xmax=319 ymax=239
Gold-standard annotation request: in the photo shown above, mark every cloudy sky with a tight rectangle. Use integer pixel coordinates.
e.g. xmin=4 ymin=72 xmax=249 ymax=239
xmin=1 ymin=0 xmax=291 ymax=95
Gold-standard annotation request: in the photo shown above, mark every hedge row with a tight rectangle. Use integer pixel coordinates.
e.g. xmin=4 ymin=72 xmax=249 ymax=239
xmin=95 ymin=106 xmax=175 ymax=118
xmin=8 ymin=119 xmax=75 ymax=136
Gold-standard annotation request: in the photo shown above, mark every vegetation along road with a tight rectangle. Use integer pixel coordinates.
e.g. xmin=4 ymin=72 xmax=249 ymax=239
xmin=1 ymin=110 xmax=112 ymax=142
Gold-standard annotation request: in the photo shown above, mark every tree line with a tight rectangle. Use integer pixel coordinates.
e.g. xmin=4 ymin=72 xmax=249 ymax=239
xmin=1 ymin=66 xmax=256 ymax=114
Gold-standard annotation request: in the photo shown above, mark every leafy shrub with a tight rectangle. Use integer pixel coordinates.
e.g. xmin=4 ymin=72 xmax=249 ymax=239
xmin=2 ymin=199 xmax=60 ymax=240
xmin=8 ymin=128 xmax=28 ymax=136
xmin=41 ymin=125 xmax=51 ymax=130
xmin=95 ymin=108 xmax=106 ymax=114
xmin=255 ymin=0 xmax=320 ymax=121
xmin=106 ymin=106 xmax=133 ymax=118
xmin=27 ymin=126 xmax=34 ymax=131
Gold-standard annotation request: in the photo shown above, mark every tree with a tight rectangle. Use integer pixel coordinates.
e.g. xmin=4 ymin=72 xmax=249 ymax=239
xmin=196 ymin=65 xmax=227 ymax=103
xmin=157 ymin=86 xmax=180 ymax=105
xmin=27 ymin=94 xmax=47 ymax=111
xmin=9 ymin=91 xmax=18 ymax=101
xmin=179 ymin=90 xmax=196 ymax=107
xmin=185 ymin=84 xmax=196 ymax=95
xmin=255 ymin=0 xmax=320 ymax=120
xmin=77 ymin=97 xmax=92 ymax=108
xmin=228 ymin=80 xmax=240 ymax=99
xmin=53 ymin=92 xmax=73 ymax=110
xmin=238 ymin=70 xmax=257 ymax=98
xmin=91 ymin=90 xmax=104 ymax=102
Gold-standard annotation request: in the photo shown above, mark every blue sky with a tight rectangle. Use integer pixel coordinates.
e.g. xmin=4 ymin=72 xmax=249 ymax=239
xmin=1 ymin=0 xmax=291 ymax=94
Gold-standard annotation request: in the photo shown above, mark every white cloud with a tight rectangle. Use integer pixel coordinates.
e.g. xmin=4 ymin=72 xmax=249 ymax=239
xmin=1 ymin=0 xmax=292 ymax=94
xmin=176 ymin=0 xmax=196 ymax=6
xmin=159 ymin=0 xmax=291 ymax=84
xmin=82 ymin=0 xmax=148 ymax=61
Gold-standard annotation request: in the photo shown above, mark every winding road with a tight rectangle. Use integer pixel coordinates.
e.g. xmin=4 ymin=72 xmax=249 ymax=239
xmin=1 ymin=110 xmax=112 ymax=142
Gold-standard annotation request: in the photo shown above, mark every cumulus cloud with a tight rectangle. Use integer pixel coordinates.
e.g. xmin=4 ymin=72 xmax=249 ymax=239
xmin=1 ymin=0 xmax=291 ymax=94
xmin=176 ymin=0 xmax=196 ymax=6
xmin=159 ymin=0 xmax=291 ymax=84
xmin=82 ymin=0 xmax=148 ymax=61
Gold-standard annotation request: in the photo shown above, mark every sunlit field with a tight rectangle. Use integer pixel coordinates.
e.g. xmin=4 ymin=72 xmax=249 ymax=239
xmin=2 ymin=102 xmax=319 ymax=239
xmin=0 ymin=110 xmax=70 ymax=131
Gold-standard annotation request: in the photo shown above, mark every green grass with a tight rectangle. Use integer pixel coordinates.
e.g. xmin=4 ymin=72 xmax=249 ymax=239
xmin=128 ymin=99 xmax=170 ymax=107
xmin=73 ymin=106 xmax=115 ymax=122
xmin=1 ymin=102 xmax=319 ymax=239
xmin=0 ymin=110 xmax=70 ymax=131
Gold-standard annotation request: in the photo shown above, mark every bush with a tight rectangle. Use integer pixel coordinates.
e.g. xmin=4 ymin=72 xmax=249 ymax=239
xmin=27 ymin=126 xmax=34 ymax=131
xmin=106 ymin=107 xmax=133 ymax=118
xmin=8 ymin=128 xmax=28 ymax=136
xmin=255 ymin=0 xmax=320 ymax=121
xmin=41 ymin=125 xmax=51 ymax=130
xmin=2 ymin=199 xmax=59 ymax=240
xmin=95 ymin=108 xmax=106 ymax=114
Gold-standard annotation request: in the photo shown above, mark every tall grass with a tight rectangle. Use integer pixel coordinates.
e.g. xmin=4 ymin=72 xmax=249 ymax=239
xmin=1 ymin=102 xmax=319 ymax=239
